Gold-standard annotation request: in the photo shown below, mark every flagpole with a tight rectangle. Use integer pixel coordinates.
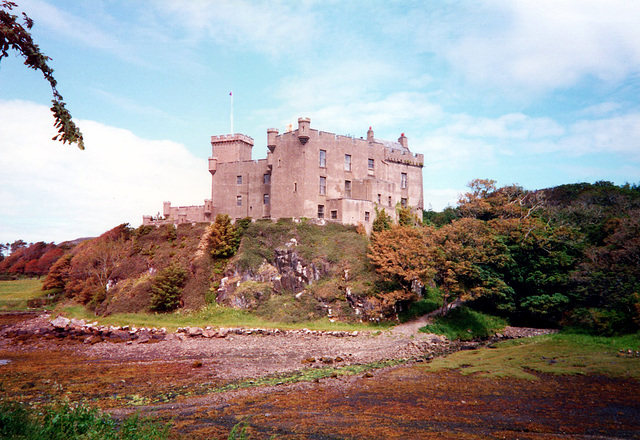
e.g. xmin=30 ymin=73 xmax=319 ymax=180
xmin=230 ymin=91 xmax=234 ymax=134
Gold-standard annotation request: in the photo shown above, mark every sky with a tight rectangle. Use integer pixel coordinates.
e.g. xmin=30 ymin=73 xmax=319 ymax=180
xmin=1 ymin=0 xmax=640 ymax=245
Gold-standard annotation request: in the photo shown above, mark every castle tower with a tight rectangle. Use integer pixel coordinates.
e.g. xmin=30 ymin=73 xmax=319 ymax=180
xmin=210 ymin=134 xmax=254 ymax=163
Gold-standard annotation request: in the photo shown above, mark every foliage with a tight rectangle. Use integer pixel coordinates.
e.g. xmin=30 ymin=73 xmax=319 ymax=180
xmin=371 ymin=206 xmax=392 ymax=232
xmin=0 ymin=1 xmax=84 ymax=149
xmin=0 ymin=241 xmax=67 ymax=279
xmin=396 ymin=204 xmax=420 ymax=227
xmin=419 ymin=306 xmax=507 ymax=340
xmin=208 ymin=214 xmax=240 ymax=258
xmin=150 ymin=265 xmax=187 ymax=312
xmin=368 ymin=226 xmax=435 ymax=291
xmin=423 ymin=206 xmax=459 ymax=227
xmin=0 ymin=401 xmax=168 ymax=440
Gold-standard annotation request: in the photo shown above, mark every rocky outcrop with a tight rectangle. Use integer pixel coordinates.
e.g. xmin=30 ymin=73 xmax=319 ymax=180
xmin=216 ymin=238 xmax=331 ymax=309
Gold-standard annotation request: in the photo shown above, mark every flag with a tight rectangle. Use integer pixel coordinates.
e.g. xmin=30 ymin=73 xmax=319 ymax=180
xmin=229 ymin=91 xmax=232 ymax=96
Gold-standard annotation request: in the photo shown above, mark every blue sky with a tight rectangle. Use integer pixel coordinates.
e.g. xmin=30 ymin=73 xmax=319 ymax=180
xmin=1 ymin=0 xmax=639 ymax=244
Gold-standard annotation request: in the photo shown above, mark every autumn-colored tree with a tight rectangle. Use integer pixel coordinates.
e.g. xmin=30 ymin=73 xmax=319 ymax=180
xmin=42 ymin=253 xmax=71 ymax=290
xmin=0 ymin=1 xmax=83 ymax=148
xmin=64 ymin=224 xmax=133 ymax=306
xmin=368 ymin=225 xmax=436 ymax=292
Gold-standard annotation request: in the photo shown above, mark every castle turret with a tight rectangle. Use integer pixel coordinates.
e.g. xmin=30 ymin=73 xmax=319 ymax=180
xmin=267 ymin=128 xmax=278 ymax=151
xmin=367 ymin=126 xmax=374 ymax=142
xmin=297 ymin=117 xmax=310 ymax=144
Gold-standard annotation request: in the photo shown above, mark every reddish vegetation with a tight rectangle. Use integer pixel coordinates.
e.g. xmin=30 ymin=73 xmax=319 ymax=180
xmin=1 ymin=313 xmax=639 ymax=439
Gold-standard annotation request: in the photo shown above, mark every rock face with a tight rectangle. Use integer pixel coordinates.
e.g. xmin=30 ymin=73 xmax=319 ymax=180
xmin=216 ymin=242 xmax=331 ymax=310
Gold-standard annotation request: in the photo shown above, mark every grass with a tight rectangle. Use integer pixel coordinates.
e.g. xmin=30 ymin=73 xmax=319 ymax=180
xmin=421 ymin=332 xmax=640 ymax=380
xmin=0 ymin=401 xmax=169 ymax=440
xmin=0 ymin=279 xmax=54 ymax=311
xmin=419 ymin=306 xmax=507 ymax=340
xmin=59 ymin=303 xmax=386 ymax=332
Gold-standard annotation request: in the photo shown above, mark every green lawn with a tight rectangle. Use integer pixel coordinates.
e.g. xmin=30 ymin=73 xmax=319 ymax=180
xmin=422 ymin=332 xmax=640 ymax=380
xmin=0 ymin=278 xmax=47 ymax=310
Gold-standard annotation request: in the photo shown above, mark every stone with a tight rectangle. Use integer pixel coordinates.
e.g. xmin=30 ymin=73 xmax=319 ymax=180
xmin=187 ymin=327 xmax=203 ymax=337
xmin=51 ymin=316 xmax=71 ymax=329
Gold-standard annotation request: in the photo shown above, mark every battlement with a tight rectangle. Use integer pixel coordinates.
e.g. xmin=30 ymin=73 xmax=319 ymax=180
xmin=210 ymin=133 xmax=254 ymax=145
xmin=384 ymin=148 xmax=424 ymax=167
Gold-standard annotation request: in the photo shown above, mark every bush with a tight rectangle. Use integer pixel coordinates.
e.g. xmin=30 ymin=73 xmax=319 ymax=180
xmin=0 ymin=401 xmax=168 ymax=440
xmin=419 ymin=306 xmax=507 ymax=340
xmin=150 ymin=265 xmax=187 ymax=312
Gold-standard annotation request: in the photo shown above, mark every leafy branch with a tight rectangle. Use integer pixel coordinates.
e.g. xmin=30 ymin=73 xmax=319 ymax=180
xmin=0 ymin=1 xmax=84 ymax=149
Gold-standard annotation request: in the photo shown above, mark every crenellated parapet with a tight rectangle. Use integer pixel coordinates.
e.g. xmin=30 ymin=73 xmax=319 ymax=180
xmin=384 ymin=148 xmax=424 ymax=167
xmin=210 ymin=133 xmax=254 ymax=145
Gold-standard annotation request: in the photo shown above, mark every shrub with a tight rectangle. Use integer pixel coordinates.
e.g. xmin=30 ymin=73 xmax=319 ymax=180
xmin=150 ymin=265 xmax=187 ymax=312
xmin=0 ymin=401 xmax=168 ymax=440
xmin=419 ymin=306 xmax=507 ymax=340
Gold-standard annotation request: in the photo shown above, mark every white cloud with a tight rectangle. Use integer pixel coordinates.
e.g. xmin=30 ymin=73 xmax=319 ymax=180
xmin=440 ymin=113 xmax=565 ymax=140
xmin=561 ymin=113 xmax=640 ymax=158
xmin=0 ymin=100 xmax=209 ymax=244
xmin=426 ymin=0 xmax=640 ymax=92
xmin=156 ymin=0 xmax=318 ymax=57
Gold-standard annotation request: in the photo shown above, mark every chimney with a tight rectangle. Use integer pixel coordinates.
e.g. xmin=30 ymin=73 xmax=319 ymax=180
xmin=398 ymin=133 xmax=408 ymax=149
xmin=367 ymin=126 xmax=374 ymax=142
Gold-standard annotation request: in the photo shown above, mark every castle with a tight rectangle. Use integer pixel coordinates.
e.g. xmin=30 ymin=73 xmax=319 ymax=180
xmin=143 ymin=118 xmax=424 ymax=232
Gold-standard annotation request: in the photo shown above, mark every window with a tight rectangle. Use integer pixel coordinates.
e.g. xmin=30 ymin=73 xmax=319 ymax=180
xmin=236 ymin=175 xmax=243 ymax=185
xmin=263 ymin=174 xmax=270 ymax=184
xmin=401 ymin=198 xmax=407 ymax=208
xmin=388 ymin=196 xmax=392 ymax=207
xmin=294 ymin=182 xmax=298 ymax=192
xmin=319 ymin=176 xmax=326 ymax=195
xmin=236 ymin=196 xmax=242 ymax=206
xmin=263 ymin=194 xmax=269 ymax=205
xmin=345 ymin=180 xmax=352 ymax=198
xmin=368 ymin=158 xmax=374 ymax=170
xmin=345 ymin=154 xmax=351 ymax=171
xmin=365 ymin=211 xmax=370 ymax=222
xmin=401 ymin=173 xmax=407 ymax=189
xmin=331 ymin=210 xmax=337 ymax=220
xmin=377 ymin=193 xmax=381 ymax=204
xmin=319 ymin=150 xmax=326 ymax=167
xmin=318 ymin=205 xmax=325 ymax=219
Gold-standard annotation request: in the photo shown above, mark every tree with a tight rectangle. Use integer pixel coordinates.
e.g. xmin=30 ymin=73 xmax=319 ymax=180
xmin=429 ymin=218 xmax=513 ymax=314
xmin=372 ymin=206 xmax=392 ymax=232
xmin=208 ymin=214 xmax=240 ymax=258
xmin=368 ymin=225 xmax=436 ymax=292
xmin=150 ymin=265 xmax=187 ymax=312
xmin=1 ymin=1 xmax=84 ymax=149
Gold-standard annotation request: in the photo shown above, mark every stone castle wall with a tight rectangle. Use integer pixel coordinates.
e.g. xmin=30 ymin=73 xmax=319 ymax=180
xmin=144 ymin=118 xmax=424 ymax=232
